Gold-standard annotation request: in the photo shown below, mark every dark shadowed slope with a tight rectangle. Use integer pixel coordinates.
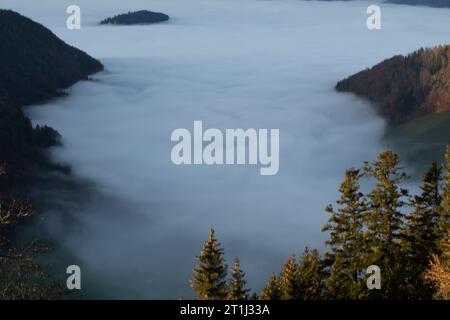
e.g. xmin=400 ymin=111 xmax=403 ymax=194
xmin=0 ymin=9 xmax=103 ymax=179
xmin=0 ymin=10 xmax=103 ymax=107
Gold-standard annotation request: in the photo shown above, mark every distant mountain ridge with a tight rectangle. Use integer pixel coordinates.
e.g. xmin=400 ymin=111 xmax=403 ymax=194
xmin=0 ymin=9 xmax=103 ymax=180
xmin=336 ymin=45 xmax=450 ymax=123
xmin=312 ymin=0 xmax=450 ymax=8
xmin=386 ymin=0 xmax=450 ymax=8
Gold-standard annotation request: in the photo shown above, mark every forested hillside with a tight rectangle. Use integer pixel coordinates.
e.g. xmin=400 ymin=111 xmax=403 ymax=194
xmin=336 ymin=45 xmax=450 ymax=123
xmin=387 ymin=0 xmax=450 ymax=8
xmin=0 ymin=10 xmax=102 ymax=299
xmin=0 ymin=9 xmax=103 ymax=178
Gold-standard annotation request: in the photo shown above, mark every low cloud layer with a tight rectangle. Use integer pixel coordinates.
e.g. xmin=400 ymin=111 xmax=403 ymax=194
xmin=5 ymin=0 xmax=450 ymax=298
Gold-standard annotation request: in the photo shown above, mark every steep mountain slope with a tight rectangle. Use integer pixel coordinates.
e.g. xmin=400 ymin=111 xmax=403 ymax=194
xmin=0 ymin=9 xmax=103 ymax=179
xmin=336 ymin=45 xmax=450 ymax=123
xmin=0 ymin=10 xmax=103 ymax=107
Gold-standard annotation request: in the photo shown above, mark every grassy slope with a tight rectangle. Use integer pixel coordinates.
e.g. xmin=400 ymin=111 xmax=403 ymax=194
xmin=383 ymin=111 xmax=450 ymax=171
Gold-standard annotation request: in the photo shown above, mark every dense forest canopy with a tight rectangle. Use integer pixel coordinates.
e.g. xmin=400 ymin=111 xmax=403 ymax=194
xmin=336 ymin=45 xmax=450 ymax=123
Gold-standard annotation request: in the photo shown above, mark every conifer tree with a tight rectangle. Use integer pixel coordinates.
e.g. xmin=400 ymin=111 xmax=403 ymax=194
xmin=188 ymin=148 xmax=450 ymax=300
xmin=260 ymin=272 xmax=282 ymax=300
xmin=404 ymin=161 xmax=442 ymax=298
xmin=364 ymin=151 xmax=410 ymax=299
xmin=249 ymin=292 xmax=259 ymax=300
xmin=322 ymin=168 xmax=367 ymax=299
xmin=190 ymin=228 xmax=228 ymax=300
xmin=279 ymin=255 xmax=300 ymax=300
xmin=297 ymin=248 xmax=324 ymax=299
xmin=227 ymin=257 xmax=250 ymax=300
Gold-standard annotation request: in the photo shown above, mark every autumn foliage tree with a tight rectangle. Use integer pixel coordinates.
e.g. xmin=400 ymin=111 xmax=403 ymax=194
xmin=0 ymin=164 xmax=65 ymax=299
xmin=427 ymin=230 xmax=450 ymax=299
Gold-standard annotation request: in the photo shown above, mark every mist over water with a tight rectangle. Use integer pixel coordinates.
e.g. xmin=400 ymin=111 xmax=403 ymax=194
xmin=4 ymin=0 xmax=450 ymax=298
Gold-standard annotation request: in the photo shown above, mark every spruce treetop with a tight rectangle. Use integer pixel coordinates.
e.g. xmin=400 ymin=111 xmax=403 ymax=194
xmin=228 ymin=257 xmax=250 ymax=300
xmin=190 ymin=228 xmax=228 ymax=300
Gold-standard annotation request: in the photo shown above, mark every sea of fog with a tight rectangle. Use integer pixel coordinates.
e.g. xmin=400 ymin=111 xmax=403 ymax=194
xmin=3 ymin=0 xmax=450 ymax=298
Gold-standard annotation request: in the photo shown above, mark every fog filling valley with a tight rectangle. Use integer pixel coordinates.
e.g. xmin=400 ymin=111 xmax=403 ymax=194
xmin=4 ymin=0 xmax=450 ymax=298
